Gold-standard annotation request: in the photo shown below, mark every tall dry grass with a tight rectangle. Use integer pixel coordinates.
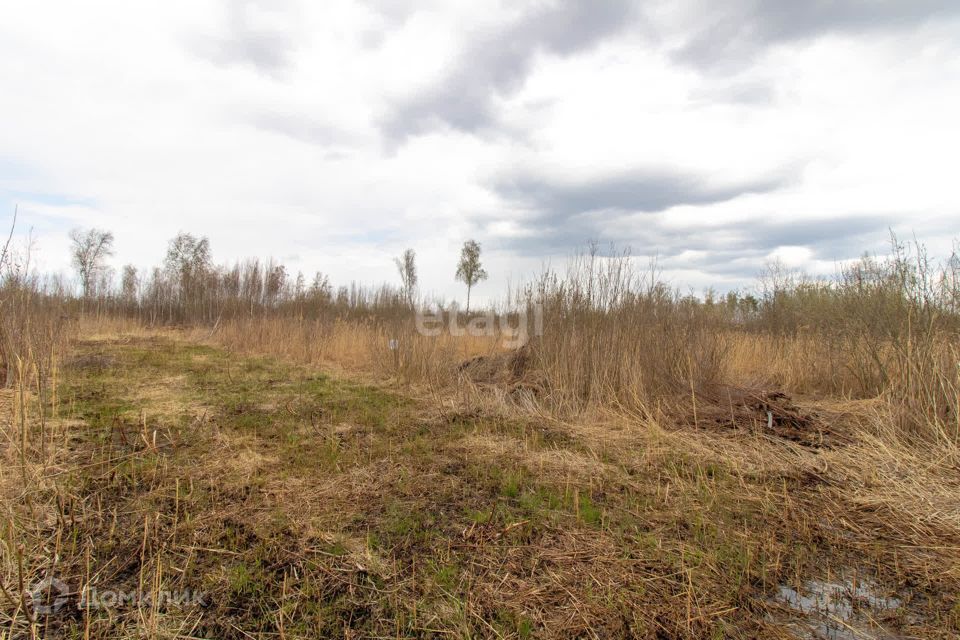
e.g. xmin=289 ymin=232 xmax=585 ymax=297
xmin=208 ymin=314 xmax=500 ymax=386
xmin=514 ymin=249 xmax=729 ymax=416
xmin=176 ymin=238 xmax=960 ymax=451
xmin=0 ymin=230 xmax=77 ymax=636
xmin=0 ymin=234 xmax=74 ymax=458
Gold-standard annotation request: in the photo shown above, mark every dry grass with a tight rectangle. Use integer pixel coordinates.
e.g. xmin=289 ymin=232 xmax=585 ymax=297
xmin=2 ymin=240 xmax=960 ymax=638
xmin=2 ymin=327 xmax=959 ymax=639
xmin=205 ymin=315 xmax=501 ymax=386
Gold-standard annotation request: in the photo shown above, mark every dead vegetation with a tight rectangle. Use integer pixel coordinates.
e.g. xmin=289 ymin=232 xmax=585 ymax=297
xmin=2 ymin=237 xmax=960 ymax=638
xmin=2 ymin=330 xmax=958 ymax=639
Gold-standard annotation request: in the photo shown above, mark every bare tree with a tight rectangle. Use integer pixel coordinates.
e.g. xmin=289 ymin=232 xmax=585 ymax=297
xmin=394 ymin=248 xmax=417 ymax=308
xmin=455 ymin=239 xmax=487 ymax=312
xmin=309 ymin=271 xmax=332 ymax=302
xmin=165 ymin=232 xmax=211 ymax=292
xmin=265 ymin=261 xmax=287 ymax=305
xmin=0 ymin=205 xmax=16 ymax=273
xmin=121 ymin=264 xmax=139 ymax=302
xmin=69 ymin=227 xmax=114 ymax=297
xmin=294 ymin=271 xmax=306 ymax=301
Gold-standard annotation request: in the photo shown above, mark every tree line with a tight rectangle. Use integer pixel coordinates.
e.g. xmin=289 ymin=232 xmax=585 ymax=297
xmin=67 ymin=228 xmax=490 ymax=322
xmin=26 ymin=224 xmax=960 ymax=339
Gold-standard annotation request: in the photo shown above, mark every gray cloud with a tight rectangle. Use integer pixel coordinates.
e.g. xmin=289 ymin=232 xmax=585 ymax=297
xmin=671 ymin=0 xmax=960 ymax=70
xmin=484 ymin=166 xmax=801 ymax=268
xmin=382 ymin=0 xmax=637 ymax=140
xmin=361 ymin=0 xmax=420 ymax=26
xmin=380 ymin=0 xmax=960 ymax=140
xmin=689 ymin=215 xmax=895 ymax=277
xmin=751 ymin=216 xmax=892 ymax=255
xmin=493 ymin=169 xmax=787 ymax=220
xmin=191 ymin=0 xmax=299 ymax=74
xmin=689 ymin=80 xmax=777 ymax=106
xmin=488 ymin=196 xmax=893 ymax=279
xmin=249 ymin=111 xmax=355 ymax=147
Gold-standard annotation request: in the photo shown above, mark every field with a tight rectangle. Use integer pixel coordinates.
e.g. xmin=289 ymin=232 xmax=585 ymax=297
xmin=2 ymin=245 xmax=960 ymax=639
xmin=1 ymin=319 xmax=958 ymax=639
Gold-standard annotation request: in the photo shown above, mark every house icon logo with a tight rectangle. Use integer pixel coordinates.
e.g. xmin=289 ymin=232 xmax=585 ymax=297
xmin=29 ymin=576 xmax=71 ymax=615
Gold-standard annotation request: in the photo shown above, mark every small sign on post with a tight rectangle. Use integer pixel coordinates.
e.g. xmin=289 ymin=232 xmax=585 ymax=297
xmin=388 ymin=338 xmax=399 ymax=372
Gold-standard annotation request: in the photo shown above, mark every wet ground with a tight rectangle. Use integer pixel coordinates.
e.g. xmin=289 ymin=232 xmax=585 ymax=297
xmin=772 ymin=573 xmax=907 ymax=639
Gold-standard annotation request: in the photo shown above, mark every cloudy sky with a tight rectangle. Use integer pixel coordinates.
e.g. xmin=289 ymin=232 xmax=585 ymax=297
xmin=2 ymin=1 xmax=959 ymax=302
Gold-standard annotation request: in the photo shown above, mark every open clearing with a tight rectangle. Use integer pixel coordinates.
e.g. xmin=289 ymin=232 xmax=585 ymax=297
xmin=5 ymin=331 xmax=959 ymax=639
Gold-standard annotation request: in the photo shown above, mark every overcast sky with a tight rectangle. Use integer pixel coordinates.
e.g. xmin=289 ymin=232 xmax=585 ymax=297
xmin=2 ymin=1 xmax=959 ymax=302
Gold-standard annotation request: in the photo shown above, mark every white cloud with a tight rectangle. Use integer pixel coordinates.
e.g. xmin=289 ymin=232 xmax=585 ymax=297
xmin=1 ymin=1 xmax=958 ymax=303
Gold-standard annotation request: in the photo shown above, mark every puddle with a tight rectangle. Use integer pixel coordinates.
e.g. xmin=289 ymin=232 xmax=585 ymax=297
xmin=771 ymin=575 xmax=905 ymax=639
